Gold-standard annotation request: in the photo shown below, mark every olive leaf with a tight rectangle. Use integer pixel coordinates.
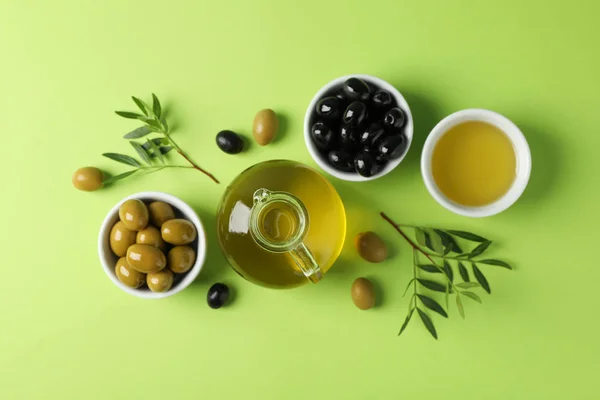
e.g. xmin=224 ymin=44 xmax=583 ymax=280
xmin=143 ymin=118 xmax=163 ymax=132
xmin=102 ymin=152 xmax=141 ymax=167
xmin=455 ymin=282 xmax=480 ymax=289
xmin=417 ymin=308 xmax=438 ymax=339
xmin=402 ymin=278 xmax=416 ymax=297
xmin=478 ymin=259 xmax=512 ymax=270
xmin=443 ymin=232 xmax=463 ymax=254
xmin=130 ymin=141 xmax=152 ymax=165
xmin=461 ymin=291 xmax=482 ymax=303
xmin=132 ymin=96 xmax=154 ymax=117
xmin=152 ymin=93 xmax=162 ymax=119
xmin=469 ymin=241 xmax=492 ymax=258
xmin=124 ymin=126 xmax=152 ymax=139
xmin=434 ymin=229 xmax=453 ymax=255
xmin=447 ymin=230 xmax=489 ymax=242
xmin=160 ymin=117 xmax=169 ymax=132
xmin=443 ymin=261 xmax=454 ymax=282
xmin=102 ymin=170 xmax=137 ymax=185
xmin=417 ymin=264 xmax=442 ymax=273
xmin=427 ymin=229 xmax=445 ymax=254
xmin=398 ymin=308 xmax=414 ymax=336
xmin=458 ymin=262 xmax=469 ymax=282
xmin=160 ymin=146 xmax=173 ymax=155
xmin=472 ymin=263 xmax=491 ymax=294
xmin=417 ymin=294 xmax=448 ymax=318
xmin=115 ymin=111 xmax=144 ymax=119
xmin=415 ymin=228 xmax=428 ymax=247
xmin=456 ymin=294 xmax=465 ymax=319
xmin=417 ymin=279 xmax=446 ymax=292
xmin=445 ymin=280 xmax=450 ymax=310
xmin=147 ymin=138 xmax=164 ymax=164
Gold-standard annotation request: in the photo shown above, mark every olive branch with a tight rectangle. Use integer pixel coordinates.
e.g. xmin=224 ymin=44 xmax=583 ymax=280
xmin=381 ymin=212 xmax=512 ymax=339
xmin=102 ymin=93 xmax=219 ymax=186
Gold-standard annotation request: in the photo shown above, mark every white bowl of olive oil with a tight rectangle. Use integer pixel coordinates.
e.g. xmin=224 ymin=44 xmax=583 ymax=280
xmin=421 ymin=109 xmax=531 ymax=218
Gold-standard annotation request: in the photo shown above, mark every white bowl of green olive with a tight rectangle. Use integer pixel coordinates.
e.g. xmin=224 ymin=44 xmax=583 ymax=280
xmin=98 ymin=192 xmax=206 ymax=299
xmin=304 ymin=75 xmax=413 ymax=181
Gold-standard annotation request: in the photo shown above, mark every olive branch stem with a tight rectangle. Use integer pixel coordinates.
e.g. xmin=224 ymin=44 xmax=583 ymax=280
xmin=381 ymin=212 xmax=513 ymax=340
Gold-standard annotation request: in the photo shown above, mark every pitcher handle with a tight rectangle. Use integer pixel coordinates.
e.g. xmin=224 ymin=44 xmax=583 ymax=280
xmin=289 ymin=242 xmax=322 ymax=283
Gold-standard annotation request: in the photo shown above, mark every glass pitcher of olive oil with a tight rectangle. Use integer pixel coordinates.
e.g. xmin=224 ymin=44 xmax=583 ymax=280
xmin=216 ymin=160 xmax=346 ymax=288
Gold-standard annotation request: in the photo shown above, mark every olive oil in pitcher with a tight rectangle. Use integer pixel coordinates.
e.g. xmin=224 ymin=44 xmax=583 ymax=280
xmin=216 ymin=160 xmax=346 ymax=288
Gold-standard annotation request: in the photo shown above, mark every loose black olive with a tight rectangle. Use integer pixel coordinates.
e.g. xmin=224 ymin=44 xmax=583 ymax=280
xmin=327 ymin=149 xmax=355 ymax=172
xmin=311 ymin=121 xmax=335 ymax=150
xmin=372 ymin=90 xmax=393 ymax=109
xmin=339 ymin=124 xmax=359 ymax=151
xmin=342 ymin=101 xmax=367 ymax=127
xmin=383 ymin=107 xmax=406 ymax=130
xmin=343 ymin=78 xmax=371 ymax=101
xmin=359 ymin=122 xmax=386 ymax=147
xmin=316 ymin=96 xmax=342 ymax=119
xmin=354 ymin=151 xmax=384 ymax=177
xmin=216 ymin=130 xmax=244 ymax=154
xmin=207 ymin=283 xmax=230 ymax=309
xmin=377 ymin=134 xmax=406 ymax=160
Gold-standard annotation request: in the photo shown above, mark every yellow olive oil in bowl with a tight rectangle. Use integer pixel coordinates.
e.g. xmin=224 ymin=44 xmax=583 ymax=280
xmin=431 ymin=121 xmax=516 ymax=207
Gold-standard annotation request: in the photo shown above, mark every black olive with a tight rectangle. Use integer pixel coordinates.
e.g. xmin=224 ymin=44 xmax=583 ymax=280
xmin=342 ymin=101 xmax=367 ymax=127
xmin=343 ymin=78 xmax=371 ymax=101
xmin=339 ymin=124 xmax=359 ymax=151
xmin=354 ymin=151 xmax=385 ymax=177
xmin=377 ymin=134 xmax=406 ymax=160
xmin=216 ymin=130 xmax=244 ymax=154
xmin=359 ymin=122 xmax=386 ymax=147
xmin=383 ymin=107 xmax=406 ymax=130
xmin=207 ymin=283 xmax=230 ymax=309
xmin=372 ymin=90 xmax=393 ymax=109
xmin=316 ymin=96 xmax=342 ymax=119
xmin=327 ymin=149 xmax=354 ymax=172
xmin=311 ymin=121 xmax=335 ymax=150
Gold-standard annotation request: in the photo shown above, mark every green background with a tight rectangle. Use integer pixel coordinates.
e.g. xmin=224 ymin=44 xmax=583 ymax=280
xmin=1 ymin=0 xmax=599 ymax=398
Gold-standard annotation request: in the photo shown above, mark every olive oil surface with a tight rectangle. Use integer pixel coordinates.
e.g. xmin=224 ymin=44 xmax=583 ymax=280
xmin=432 ymin=121 xmax=516 ymax=207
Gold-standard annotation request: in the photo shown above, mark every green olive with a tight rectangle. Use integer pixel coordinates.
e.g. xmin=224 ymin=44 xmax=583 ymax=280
xmin=119 ymin=199 xmax=149 ymax=231
xmin=354 ymin=231 xmax=388 ymax=263
xmin=148 ymin=201 xmax=176 ymax=227
xmin=167 ymin=246 xmax=196 ymax=274
xmin=115 ymin=257 xmax=146 ymax=288
xmin=351 ymin=277 xmax=376 ymax=310
xmin=72 ymin=167 xmax=104 ymax=191
xmin=126 ymin=244 xmax=166 ymax=273
xmin=161 ymin=219 xmax=197 ymax=245
xmin=147 ymin=269 xmax=174 ymax=292
xmin=110 ymin=221 xmax=137 ymax=257
xmin=252 ymin=109 xmax=278 ymax=146
xmin=136 ymin=226 xmax=166 ymax=251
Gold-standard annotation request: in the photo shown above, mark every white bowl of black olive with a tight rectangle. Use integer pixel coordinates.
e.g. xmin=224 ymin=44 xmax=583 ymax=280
xmin=304 ymin=75 xmax=413 ymax=181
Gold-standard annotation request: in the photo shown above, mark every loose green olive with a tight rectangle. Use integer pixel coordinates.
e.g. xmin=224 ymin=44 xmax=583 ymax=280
xmin=72 ymin=167 xmax=104 ymax=191
xmin=137 ymin=226 xmax=166 ymax=251
xmin=115 ymin=257 xmax=146 ymax=288
xmin=110 ymin=221 xmax=137 ymax=257
xmin=354 ymin=231 xmax=388 ymax=263
xmin=119 ymin=199 xmax=149 ymax=231
xmin=147 ymin=269 xmax=174 ymax=292
xmin=161 ymin=219 xmax=197 ymax=245
xmin=167 ymin=246 xmax=196 ymax=274
xmin=252 ymin=109 xmax=278 ymax=146
xmin=351 ymin=277 xmax=376 ymax=310
xmin=148 ymin=201 xmax=175 ymax=227
xmin=126 ymin=244 xmax=166 ymax=273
